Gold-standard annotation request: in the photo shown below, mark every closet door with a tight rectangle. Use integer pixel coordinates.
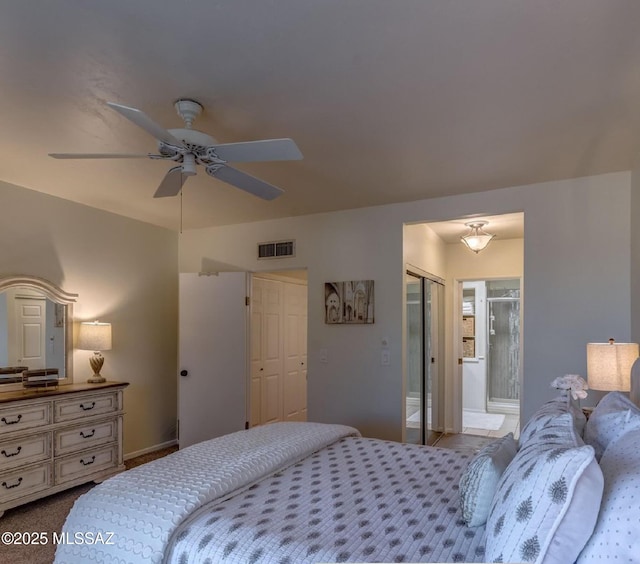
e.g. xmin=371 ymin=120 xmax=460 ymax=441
xmin=250 ymin=278 xmax=283 ymax=426
xmin=178 ymin=273 xmax=247 ymax=448
xmin=283 ymin=282 xmax=307 ymax=421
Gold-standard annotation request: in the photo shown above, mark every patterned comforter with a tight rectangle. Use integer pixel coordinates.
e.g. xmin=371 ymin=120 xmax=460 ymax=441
xmin=165 ymin=436 xmax=486 ymax=563
xmin=56 ymin=422 xmax=486 ymax=564
xmin=55 ymin=422 xmax=359 ymax=564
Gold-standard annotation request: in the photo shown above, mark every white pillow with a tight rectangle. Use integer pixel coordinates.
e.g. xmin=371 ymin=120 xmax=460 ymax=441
xmin=485 ymin=413 xmax=604 ymax=564
xmin=583 ymin=391 xmax=640 ymax=460
xmin=459 ymin=433 xmax=518 ymax=527
xmin=519 ymin=395 xmax=587 ymax=446
xmin=577 ymin=428 xmax=640 ymax=562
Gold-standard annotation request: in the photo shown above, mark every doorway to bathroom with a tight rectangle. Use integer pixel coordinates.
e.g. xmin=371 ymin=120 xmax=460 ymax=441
xmin=462 ymin=278 xmax=521 ymax=438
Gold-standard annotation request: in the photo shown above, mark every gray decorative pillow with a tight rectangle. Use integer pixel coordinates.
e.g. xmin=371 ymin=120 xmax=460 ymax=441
xmin=459 ymin=433 xmax=518 ymax=527
xmin=583 ymin=391 xmax=640 ymax=460
xmin=485 ymin=413 xmax=604 ymax=564
xmin=519 ymin=395 xmax=586 ymax=446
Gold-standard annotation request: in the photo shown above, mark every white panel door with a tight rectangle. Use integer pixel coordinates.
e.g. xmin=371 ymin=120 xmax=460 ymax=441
xmin=283 ymin=283 xmax=307 ymax=421
xmin=178 ymin=273 xmax=247 ymax=449
xmin=250 ymin=277 xmax=283 ymax=426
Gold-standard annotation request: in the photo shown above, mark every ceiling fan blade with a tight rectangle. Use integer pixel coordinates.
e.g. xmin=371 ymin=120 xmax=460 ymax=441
xmin=107 ymin=102 xmax=183 ymax=147
xmin=154 ymin=166 xmax=186 ymax=198
xmin=206 ymin=165 xmax=284 ymax=200
xmin=49 ymin=153 xmax=150 ymax=159
xmin=210 ymin=138 xmax=303 ymax=163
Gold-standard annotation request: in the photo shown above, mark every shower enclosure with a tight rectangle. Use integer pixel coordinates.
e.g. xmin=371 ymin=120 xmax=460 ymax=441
xmin=486 ymin=279 xmax=520 ymax=411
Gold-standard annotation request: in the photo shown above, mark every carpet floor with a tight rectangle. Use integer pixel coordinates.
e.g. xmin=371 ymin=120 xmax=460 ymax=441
xmin=0 ymin=445 xmax=178 ymax=564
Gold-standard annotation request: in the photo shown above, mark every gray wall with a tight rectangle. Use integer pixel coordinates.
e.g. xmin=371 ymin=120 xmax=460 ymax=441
xmin=632 ymin=165 xmax=640 ymax=345
xmin=0 ymin=180 xmax=179 ymax=455
xmin=180 ymin=171 xmax=632 ymax=439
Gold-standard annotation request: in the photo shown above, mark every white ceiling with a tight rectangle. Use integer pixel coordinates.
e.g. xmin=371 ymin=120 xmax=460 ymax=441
xmin=2 ymin=1 xmax=640 ymax=231
xmin=427 ymin=212 xmax=524 ymax=244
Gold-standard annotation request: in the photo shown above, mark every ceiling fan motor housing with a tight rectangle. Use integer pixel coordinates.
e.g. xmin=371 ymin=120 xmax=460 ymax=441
xmin=165 ymin=128 xmax=216 ymax=149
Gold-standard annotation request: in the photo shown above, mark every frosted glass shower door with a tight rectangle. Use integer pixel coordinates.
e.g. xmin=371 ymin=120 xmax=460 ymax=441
xmin=486 ymin=281 xmax=520 ymax=407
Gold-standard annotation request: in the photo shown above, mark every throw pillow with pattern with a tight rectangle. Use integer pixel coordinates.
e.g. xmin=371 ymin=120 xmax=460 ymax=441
xmin=485 ymin=413 xmax=603 ymax=564
xmin=459 ymin=433 xmax=518 ymax=527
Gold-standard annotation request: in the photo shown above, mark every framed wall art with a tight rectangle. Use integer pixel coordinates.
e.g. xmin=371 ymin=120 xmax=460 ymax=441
xmin=324 ymin=280 xmax=374 ymax=324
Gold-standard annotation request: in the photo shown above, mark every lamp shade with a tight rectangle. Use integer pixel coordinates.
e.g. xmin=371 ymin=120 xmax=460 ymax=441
xmin=460 ymin=221 xmax=495 ymax=253
xmin=587 ymin=341 xmax=639 ymax=391
xmin=78 ymin=321 xmax=112 ymax=352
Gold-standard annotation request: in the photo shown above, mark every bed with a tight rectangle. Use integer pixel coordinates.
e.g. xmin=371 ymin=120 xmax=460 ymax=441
xmin=54 ymin=392 xmax=640 ymax=564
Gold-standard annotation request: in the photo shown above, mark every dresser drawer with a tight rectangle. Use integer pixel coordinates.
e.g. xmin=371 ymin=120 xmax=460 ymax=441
xmin=0 ymin=463 xmax=52 ymax=503
xmin=54 ymin=392 xmax=118 ymax=423
xmin=54 ymin=418 xmax=117 ymax=456
xmin=54 ymin=445 xmax=118 ymax=485
xmin=0 ymin=402 xmax=51 ymax=436
xmin=0 ymin=432 xmax=51 ymax=472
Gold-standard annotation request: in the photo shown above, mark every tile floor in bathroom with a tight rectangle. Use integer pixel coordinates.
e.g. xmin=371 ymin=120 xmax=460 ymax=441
xmin=462 ymin=412 xmax=520 ymax=439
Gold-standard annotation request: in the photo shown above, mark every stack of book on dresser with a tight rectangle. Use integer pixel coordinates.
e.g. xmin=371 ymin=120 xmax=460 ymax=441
xmin=22 ymin=368 xmax=60 ymax=388
xmin=0 ymin=365 xmax=29 ymax=384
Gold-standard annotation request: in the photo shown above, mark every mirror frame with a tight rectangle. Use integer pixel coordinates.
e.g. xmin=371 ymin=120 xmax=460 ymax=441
xmin=0 ymin=275 xmax=78 ymax=391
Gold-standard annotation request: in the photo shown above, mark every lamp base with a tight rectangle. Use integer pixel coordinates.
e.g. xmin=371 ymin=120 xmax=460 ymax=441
xmin=87 ymin=375 xmax=106 ymax=384
xmin=87 ymin=352 xmax=106 ymax=384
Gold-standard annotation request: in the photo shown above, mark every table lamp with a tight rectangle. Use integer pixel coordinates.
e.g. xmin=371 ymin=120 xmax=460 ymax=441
xmin=78 ymin=321 xmax=112 ymax=383
xmin=587 ymin=338 xmax=639 ymax=393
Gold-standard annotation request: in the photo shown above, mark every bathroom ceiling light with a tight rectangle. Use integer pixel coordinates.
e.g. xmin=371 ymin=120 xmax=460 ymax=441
xmin=460 ymin=221 xmax=495 ymax=253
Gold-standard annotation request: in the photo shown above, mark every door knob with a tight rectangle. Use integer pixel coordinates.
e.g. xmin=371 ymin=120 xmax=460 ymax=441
xmin=180 ymin=370 xmax=188 ymax=377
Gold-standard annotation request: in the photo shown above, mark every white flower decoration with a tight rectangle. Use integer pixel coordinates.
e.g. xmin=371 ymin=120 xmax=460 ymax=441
xmin=551 ymin=374 xmax=589 ymax=400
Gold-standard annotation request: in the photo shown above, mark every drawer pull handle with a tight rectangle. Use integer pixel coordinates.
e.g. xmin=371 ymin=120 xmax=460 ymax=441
xmin=80 ymin=456 xmax=96 ymax=466
xmin=1 ymin=446 xmax=22 ymax=458
xmin=1 ymin=414 xmax=22 ymax=425
xmin=2 ymin=477 xmax=23 ymax=489
xmin=80 ymin=402 xmax=96 ymax=411
xmin=80 ymin=429 xmax=96 ymax=439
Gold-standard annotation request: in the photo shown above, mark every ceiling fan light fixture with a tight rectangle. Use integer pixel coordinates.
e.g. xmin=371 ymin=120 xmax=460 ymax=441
xmin=460 ymin=221 xmax=495 ymax=253
xmin=181 ymin=153 xmax=197 ymax=176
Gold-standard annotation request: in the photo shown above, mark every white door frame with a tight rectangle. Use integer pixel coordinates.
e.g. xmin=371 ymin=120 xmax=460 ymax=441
xmin=452 ymin=276 xmax=524 ymax=433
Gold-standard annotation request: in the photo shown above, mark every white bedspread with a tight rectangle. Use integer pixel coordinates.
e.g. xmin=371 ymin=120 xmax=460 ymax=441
xmin=54 ymin=422 xmax=359 ymax=564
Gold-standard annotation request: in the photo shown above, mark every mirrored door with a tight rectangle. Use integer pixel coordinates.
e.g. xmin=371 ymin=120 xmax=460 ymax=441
xmin=405 ymin=270 xmax=444 ymax=445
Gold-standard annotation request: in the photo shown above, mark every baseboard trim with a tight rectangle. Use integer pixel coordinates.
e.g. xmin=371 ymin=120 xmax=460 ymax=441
xmin=487 ymin=400 xmax=520 ymax=415
xmin=124 ymin=439 xmax=178 ymax=461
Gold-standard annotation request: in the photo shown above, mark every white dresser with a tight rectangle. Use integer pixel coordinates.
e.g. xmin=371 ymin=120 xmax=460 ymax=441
xmin=0 ymin=381 xmax=128 ymax=517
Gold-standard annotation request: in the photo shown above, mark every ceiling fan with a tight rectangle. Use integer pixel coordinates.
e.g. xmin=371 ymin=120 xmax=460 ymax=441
xmin=49 ymin=99 xmax=303 ymax=200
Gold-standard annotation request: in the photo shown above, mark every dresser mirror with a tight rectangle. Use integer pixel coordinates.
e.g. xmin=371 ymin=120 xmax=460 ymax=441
xmin=0 ymin=276 xmax=77 ymax=391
